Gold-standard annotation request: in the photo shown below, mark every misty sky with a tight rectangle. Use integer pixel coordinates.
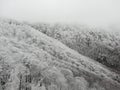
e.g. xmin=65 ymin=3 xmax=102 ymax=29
xmin=0 ymin=0 xmax=120 ymax=26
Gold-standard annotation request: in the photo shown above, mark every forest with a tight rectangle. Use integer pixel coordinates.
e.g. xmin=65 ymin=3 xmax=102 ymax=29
xmin=0 ymin=18 xmax=120 ymax=90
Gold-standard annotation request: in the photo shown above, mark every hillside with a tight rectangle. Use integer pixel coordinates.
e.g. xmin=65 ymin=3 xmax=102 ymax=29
xmin=0 ymin=18 xmax=120 ymax=90
xmin=30 ymin=23 xmax=120 ymax=72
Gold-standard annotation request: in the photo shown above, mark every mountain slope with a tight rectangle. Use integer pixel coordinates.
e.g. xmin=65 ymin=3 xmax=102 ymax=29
xmin=0 ymin=18 xmax=120 ymax=90
xmin=30 ymin=23 xmax=120 ymax=72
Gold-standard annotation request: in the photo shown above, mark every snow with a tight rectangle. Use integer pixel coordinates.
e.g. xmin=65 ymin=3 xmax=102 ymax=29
xmin=0 ymin=18 xmax=120 ymax=90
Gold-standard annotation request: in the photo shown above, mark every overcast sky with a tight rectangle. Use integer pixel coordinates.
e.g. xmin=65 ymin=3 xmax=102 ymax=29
xmin=0 ymin=0 xmax=120 ymax=27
